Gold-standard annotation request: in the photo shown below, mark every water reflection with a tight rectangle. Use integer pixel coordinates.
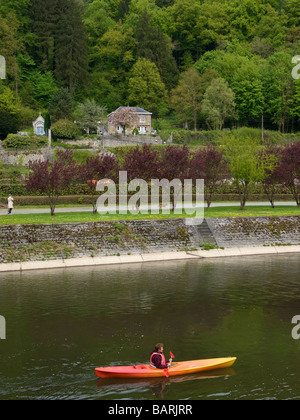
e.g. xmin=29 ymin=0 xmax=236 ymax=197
xmin=95 ymin=368 xmax=236 ymax=399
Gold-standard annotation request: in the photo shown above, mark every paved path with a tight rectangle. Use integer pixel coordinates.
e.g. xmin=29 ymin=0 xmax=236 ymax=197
xmin=0 ymin=201 xmax=297 ymax=215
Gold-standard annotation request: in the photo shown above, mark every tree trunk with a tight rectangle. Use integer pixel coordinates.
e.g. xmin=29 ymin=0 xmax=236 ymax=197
xmin=240 ymin=196 xmax=246 ymax=210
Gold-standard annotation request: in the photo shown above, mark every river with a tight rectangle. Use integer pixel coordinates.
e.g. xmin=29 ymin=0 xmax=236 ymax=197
xmin=0 ymin=254 xmax=300 ymax=400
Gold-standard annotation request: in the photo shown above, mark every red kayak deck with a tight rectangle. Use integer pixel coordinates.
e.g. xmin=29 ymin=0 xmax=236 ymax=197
xmin=95 ymin=357 xmax=236 ymax=378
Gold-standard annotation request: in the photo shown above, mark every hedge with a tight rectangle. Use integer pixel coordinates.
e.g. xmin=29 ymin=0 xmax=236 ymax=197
xmin=51 ymin=119 xmax=80 ymax=140
xmin=2 ymin=134 xmax=48 ymax=150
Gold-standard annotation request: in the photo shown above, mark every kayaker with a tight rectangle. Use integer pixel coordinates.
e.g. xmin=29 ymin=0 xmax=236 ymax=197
xmin=150 ymin=343 xmax=170 ymax=369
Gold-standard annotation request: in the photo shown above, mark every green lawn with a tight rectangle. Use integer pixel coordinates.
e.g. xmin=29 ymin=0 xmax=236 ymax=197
xmin=0 ymin=205 xmax=298 ymax=225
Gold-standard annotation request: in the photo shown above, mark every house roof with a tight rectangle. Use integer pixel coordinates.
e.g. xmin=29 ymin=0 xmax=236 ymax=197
xmin=108 ymin=106 xmax=152 ymax=117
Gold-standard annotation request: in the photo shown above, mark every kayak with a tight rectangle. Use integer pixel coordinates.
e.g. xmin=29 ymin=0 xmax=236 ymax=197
xmin=95 ymin=357 xmax=236 ymax=379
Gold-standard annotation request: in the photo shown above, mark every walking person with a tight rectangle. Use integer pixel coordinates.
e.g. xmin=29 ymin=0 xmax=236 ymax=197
xmin=7 ymin=194 xmax=13 ymax=214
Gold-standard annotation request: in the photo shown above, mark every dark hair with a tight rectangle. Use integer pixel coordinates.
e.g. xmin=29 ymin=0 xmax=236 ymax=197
xmin=155 ymin=343 xmax=163 ymax=351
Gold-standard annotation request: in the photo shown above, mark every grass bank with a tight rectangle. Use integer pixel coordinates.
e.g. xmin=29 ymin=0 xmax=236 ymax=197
xmin=0 ymin=205 xmax=298 ymax=225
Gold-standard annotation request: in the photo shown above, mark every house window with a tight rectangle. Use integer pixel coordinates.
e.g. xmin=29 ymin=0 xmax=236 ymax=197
xmin=140 ymin=115 xmax=146 ymax=123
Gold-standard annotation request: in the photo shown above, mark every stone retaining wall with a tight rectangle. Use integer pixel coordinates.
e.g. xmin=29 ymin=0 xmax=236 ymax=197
xmin=207 ymin=216 xmax=300 ymax=248
xmin=0 ymin=216 xmax=299 ymax=264
xmin=0 ymin=219 xmax=200 ymax=263
xmin=102 ymin=135 xmax=162 ymax=147
xmin=0 ymin=148 xmax=54 ymax=166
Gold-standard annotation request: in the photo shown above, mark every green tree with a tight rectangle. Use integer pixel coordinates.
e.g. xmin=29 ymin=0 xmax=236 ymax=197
xmin=170 ymin=67 xmax=202 ymax=131
xmin=224 ymin=135 xmax=263 ymax=210
xmin=195 ymin=2 xmax=231 ymax=51
xmin=226 ymin=0 xmax=267 ymax=41
xmin=29 ymin=0 xmax=59 ymax=72
xmin=128 ymin=58 xmax=167 ymax=116
xmin=48 ymin=88 xmax=74 ymax=122
xmin=83 ymin=0 xmax=115 ymax=46
xmin=0 ymin=13 xmax=24 ymax=93
xmin=27 ymin=70 xmax=58 ymax=107
xmin=231 ymin=60 xmax=265 ymax=123
xmin=0 ymin=85 xmax=20 ymax=114
xmin=54 ymin=0 xmax=88 ymax=92
xmin=135 ymin=9 xmax=179 ymax=90
xmin=95 ymin=21 xmax=136 ymax=84
xmin=75 ymin=99 xmax=107 ymax=134
xmin=169 ymin=0 xmax=202 ymax=64
xmin=252 ymin=4 xmax=288 ymax=50
xmin=201 ymin=78 xmax=237 ymax=130
xmin=262 ymin=52 xmax=294 ymax=132
xmin=284 ymin=0 xmax=300 ymax=28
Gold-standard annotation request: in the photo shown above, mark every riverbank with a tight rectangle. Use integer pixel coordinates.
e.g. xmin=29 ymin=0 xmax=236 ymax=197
xmin=0 ymin=244 xmax=299 ymax=272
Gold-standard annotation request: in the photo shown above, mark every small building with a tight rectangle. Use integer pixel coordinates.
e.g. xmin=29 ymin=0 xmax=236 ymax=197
xmin=32 ymin=112 xmax=45 ymax=136
xmin=107 ymin=106 xmax=152 ymax=135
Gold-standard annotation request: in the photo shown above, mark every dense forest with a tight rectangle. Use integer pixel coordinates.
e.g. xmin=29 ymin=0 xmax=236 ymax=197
xmin=2 ymin=0 xmax=300 ymax=136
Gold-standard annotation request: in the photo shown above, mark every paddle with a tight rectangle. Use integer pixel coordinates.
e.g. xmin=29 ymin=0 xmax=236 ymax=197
xmin=163 ymin=351 xmax=175 ymax=378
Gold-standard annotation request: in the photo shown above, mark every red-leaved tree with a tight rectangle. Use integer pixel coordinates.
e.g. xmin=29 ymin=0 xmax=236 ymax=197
xmin=121 ymin=144 xmax=160 ymax=182
xmin=79 ymin=153 xmax=118 ymax=213
xmin=278 ymin=142 xmax=300 ymax=206
xmin=158 ymin=144 xmax=191 ymax=211
xmin=26 ymin=150 xmax=77 ymax=216
xmin=189 ymin=145 xmax=230 ymax=208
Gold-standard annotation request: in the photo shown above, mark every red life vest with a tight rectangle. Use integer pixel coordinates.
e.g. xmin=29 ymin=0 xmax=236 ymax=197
xmin=150 ymin=352 xmax=166 ymax=368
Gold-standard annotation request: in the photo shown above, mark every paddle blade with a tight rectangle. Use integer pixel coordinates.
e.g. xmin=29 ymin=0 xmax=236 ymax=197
xmin=163 ymin=368 xmax=169 ymax=378
xmin=170 ymin=351 xmax=175 ymax=359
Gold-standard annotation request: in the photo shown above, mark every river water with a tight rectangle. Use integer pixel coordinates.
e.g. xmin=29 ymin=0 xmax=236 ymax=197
xmin=0 ymin=254 xmax=300 ymax=400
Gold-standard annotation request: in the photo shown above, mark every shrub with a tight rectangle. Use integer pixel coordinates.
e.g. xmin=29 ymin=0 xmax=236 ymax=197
xmin=2 ymin=134 xmax=48 ymax=150
xmin=51 ymin=119 xmax=80 ymax=140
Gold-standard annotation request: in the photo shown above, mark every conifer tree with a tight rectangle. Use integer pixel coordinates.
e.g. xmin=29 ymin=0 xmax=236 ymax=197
xmin=54 ymin=0 xmax=88 ymax=92
xmin=135 ymin=10 xmax=179 ymax=90
xmin=29 ymin=0 xmax=59 ymax=71
xmin=30 ymin=0 xmax=88 ymax=92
